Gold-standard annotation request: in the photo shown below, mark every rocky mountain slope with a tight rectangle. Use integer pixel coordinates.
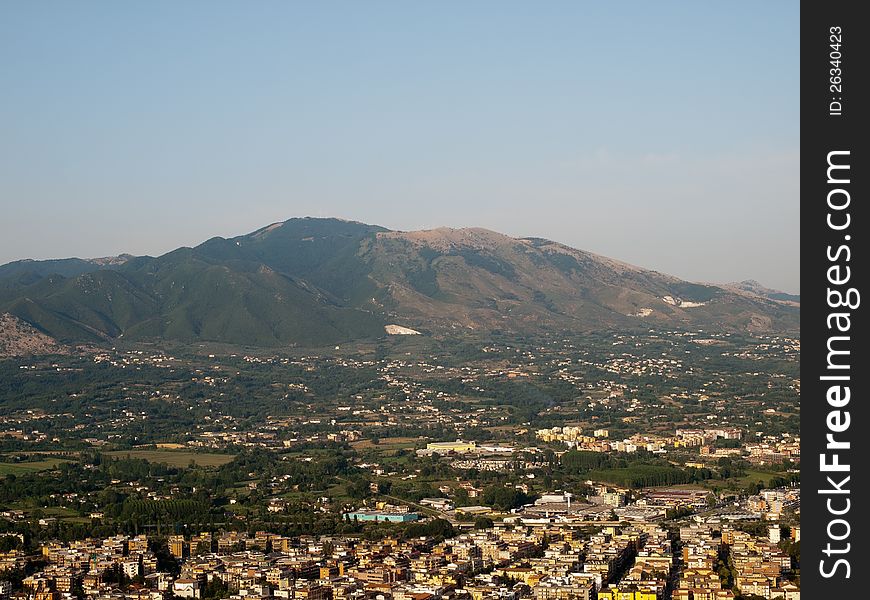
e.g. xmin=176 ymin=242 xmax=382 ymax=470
xmin=0 ymin=312 xmax=67 ymax=356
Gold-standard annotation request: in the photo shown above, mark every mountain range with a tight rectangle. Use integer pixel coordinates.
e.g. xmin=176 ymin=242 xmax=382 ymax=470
xmin=0 ymin=218 xmax=799 ymax=348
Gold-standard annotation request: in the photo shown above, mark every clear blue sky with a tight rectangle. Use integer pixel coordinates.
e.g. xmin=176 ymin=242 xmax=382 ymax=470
xmin=0 ymin=1 xmax=799 ymax=293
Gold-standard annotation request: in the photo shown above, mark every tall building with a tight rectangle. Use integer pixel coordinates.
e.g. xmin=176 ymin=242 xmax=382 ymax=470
xmin=768 ymin=526 xmax=781 ymax=544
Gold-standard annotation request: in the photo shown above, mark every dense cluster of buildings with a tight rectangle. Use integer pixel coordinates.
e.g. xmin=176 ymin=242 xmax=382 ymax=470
xmin=672 ymin=524 xmax=799 ymax=600
xmin=0 ymin=509 xmax=800 ymax=600
xmin=744 ymin=489 xmax=800 ymax=522
xmin=533 ymin=427 xmax=802 ymax=481
xmin=535 ymin=428 xmax=668 ymax=454
xmin=535 ymin=428 xmax=744 ymax=456
xmin=743 ymin=438 xmax=800 ymax=466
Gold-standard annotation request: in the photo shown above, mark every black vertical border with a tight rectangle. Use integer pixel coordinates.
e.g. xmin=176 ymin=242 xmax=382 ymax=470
xmin=801 ymin=1 xmax=868 ymax=595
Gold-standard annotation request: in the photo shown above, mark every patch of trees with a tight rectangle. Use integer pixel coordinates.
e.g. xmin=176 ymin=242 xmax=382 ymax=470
xmin=561 ymin=450 xmax=610 ymax=471
xmin=482 ymin=486 xmax=531 ymax=510
xmin=586 ymin=465 xmax=694 ymax=488
xmin=403 ymin=518 xmax=454 ymax=540
xmin=119 ymin=499 xmax=212 ymax=523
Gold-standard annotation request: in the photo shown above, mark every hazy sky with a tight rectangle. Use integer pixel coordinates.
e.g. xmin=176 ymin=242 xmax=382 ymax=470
xmin=0 ymin=1 xmax=799 ymax=293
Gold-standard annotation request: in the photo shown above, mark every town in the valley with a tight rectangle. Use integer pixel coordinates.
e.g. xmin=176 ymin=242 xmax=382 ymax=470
xmin=0 ymin=330 xmax=800 ymax=600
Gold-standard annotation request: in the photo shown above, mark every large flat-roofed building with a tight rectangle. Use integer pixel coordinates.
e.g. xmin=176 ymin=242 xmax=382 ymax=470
xmin=343 ymin=510 xmax=419 ymax=523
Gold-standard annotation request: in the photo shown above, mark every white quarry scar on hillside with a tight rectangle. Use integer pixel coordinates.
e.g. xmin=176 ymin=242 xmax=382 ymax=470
xmin=384 ymin=324 xmax=421 ymax=335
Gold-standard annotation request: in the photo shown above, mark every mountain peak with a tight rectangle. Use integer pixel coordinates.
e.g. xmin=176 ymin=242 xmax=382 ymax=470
xmin=724 ymin=280 xmax=800 ymax=305
xmin=379 ymin=226 xmax=514 ymax=252
xmin=0 ymin=218 xmax=798 ymax=346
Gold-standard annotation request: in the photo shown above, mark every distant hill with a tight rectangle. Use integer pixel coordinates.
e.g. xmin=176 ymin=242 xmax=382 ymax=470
xmin=724 ymin=280 xmax=800 ymax=305
xmin=0 ymin=218 xmax=799 ymax=346
xmin=0 ymin=254 xmax=132 ymax=281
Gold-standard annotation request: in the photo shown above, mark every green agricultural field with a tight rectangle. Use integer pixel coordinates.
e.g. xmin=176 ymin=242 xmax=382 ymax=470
xmin=0 ymin=458 xmax=74 ymax=474
xmin=351 ymin=436 xmax=419 ymax=450
xmin=736 ymin=469 xmax=783 ymax=485
xmin=700 ymin=468 xmax=787 ymax=491
xmin=104 ymin=450 xmax=235 ymax=468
